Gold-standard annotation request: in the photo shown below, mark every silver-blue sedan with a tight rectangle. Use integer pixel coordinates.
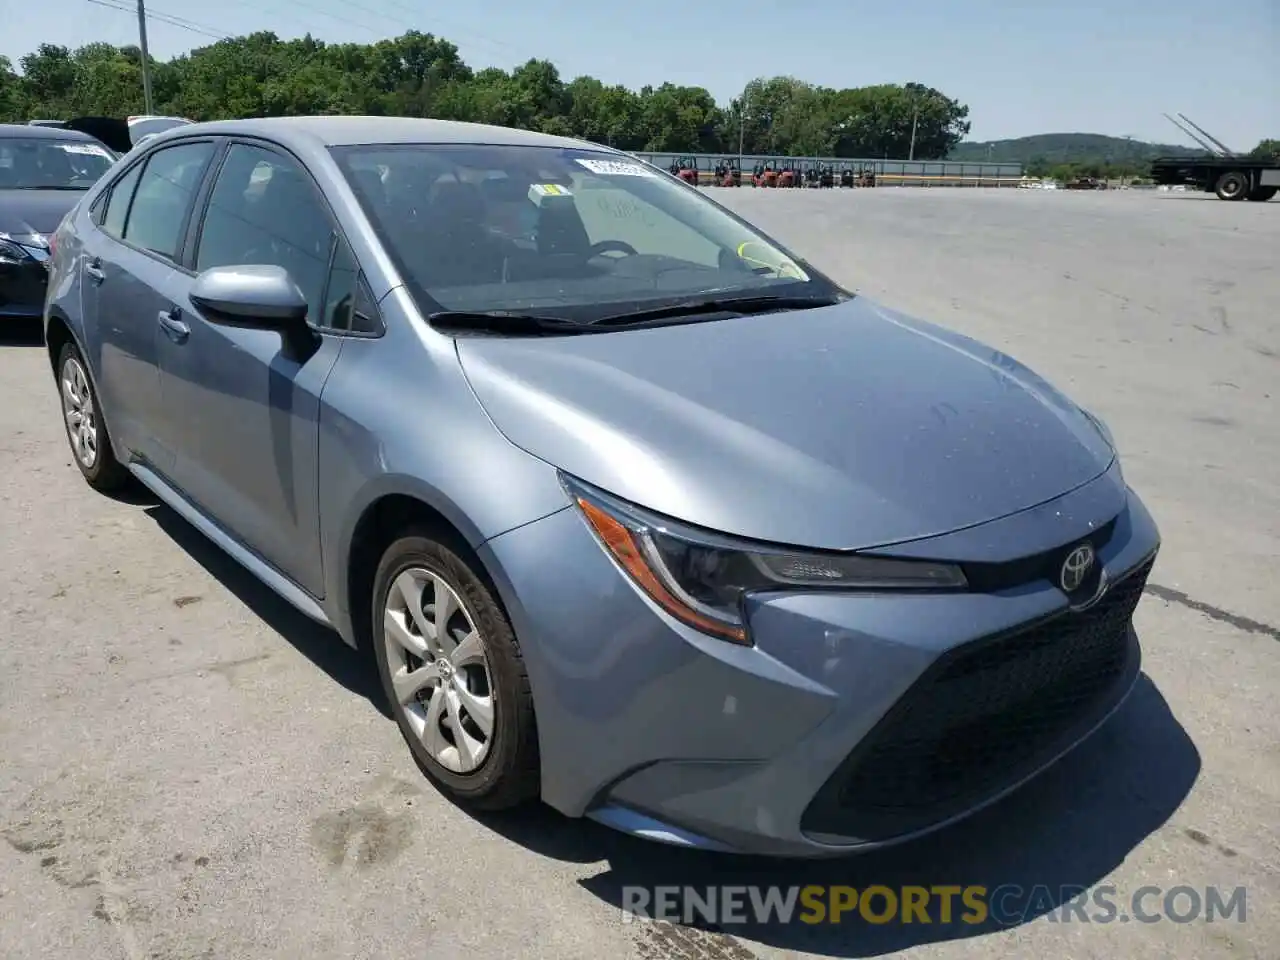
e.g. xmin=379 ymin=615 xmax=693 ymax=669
xmin=43 ymin=116 xmax=1160 ymax=857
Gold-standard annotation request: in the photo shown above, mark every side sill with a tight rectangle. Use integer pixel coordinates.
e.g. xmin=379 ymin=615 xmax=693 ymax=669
xmin=128 ymin=460 xmax=332 ymax=628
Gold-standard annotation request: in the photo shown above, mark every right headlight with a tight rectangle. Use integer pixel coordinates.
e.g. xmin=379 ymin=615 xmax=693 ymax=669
xmin=563 ymin=475 xmax=966 ymax=644
xmin=0 ymin=237 xmax=32 ymax=266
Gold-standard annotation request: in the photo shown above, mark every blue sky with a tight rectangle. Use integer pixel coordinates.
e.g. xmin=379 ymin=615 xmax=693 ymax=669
xmin=2 ymin=0 xmax=1276 ymax=147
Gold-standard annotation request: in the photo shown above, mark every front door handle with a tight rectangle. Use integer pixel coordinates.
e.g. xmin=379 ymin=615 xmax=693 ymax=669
xmin=84 ymin=259 xmax=105 ymax=284
xmin=158 ymin=309 xmax=190 ymax=342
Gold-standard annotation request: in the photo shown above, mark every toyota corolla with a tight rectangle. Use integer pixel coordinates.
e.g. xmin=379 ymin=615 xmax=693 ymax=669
xmin=43 ymin=117 xmax=1159 ymax=856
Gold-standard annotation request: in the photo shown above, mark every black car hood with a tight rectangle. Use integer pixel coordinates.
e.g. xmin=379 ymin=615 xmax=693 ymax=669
xmin=0 ymin=189 xmax=84 ymax=236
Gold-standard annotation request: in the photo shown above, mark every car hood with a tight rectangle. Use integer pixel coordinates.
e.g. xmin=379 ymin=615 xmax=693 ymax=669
xmin=0 ymin=189 xmax=84 ymax=237
xmin=455 ymin=297 xmax=1116 ymax=550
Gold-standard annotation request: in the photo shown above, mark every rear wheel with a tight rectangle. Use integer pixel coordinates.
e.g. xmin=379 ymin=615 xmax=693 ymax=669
xmin=1214 ymin=171 xmax=1249 ymax=201
xmin=57 ymin=343 xmax=129 ymax=492
xmin=1246 ymin=186 xmax=1276 ymax=202
xmin=371 ymin=531 xmax=539 ymax=809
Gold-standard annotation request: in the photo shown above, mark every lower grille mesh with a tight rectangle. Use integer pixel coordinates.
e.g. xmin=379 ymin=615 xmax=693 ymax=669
xmin=801 ymin=558 xmax=1152 ymax=841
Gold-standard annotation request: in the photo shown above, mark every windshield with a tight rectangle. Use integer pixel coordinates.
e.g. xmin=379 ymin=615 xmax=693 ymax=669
xmin=0 ymin=138 xmax=115 ymax=190
xmin=331 ymin=143 xmax=843 ymax=322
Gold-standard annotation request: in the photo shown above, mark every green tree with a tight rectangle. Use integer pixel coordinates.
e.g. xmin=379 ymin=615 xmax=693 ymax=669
xmin=0 ymin=32 xmax=974 ymax=160
xmin=1250 ymin=138 xmax=1280 ymax=160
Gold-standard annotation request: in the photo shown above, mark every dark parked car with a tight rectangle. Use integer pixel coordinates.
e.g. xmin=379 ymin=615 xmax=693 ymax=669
xmin=43 ymin=116 xmax=1160 ymax=857
xmin=1 ymin=124 xmax=116 ymax=320
xmin=1063 ymin=176 xmax=1107 ymax=190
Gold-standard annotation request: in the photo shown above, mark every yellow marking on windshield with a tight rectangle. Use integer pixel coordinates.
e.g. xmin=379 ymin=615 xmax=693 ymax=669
xmin=736 ymin=241 xmax=804 ymax=279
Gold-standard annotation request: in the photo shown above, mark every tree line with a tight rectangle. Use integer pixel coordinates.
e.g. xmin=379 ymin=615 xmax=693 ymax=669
xmin=0 ymin=31 xmax=972 ymax=159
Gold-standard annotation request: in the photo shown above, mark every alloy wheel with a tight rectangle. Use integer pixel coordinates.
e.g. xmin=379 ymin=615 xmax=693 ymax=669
xmin=383 ymin=568 xmax=495 ymax=774
xmin=61 ymin=357 xmax=98 ymax=469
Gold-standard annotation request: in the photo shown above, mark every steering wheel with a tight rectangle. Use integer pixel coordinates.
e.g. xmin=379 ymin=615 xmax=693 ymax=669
xmin=586 ymin=240 xmax=639 ymax=259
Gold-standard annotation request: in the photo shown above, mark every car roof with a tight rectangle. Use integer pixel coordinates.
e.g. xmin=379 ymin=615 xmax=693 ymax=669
xmin=166 ymin=115 xmax=606 ymax=152
xmin=0 ymin=123 xmax=102 ymax=142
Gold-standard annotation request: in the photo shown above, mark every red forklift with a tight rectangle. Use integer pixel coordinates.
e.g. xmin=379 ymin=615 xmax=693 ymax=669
xmin=675 ymin=156 xmax=699 ymax=186
xmin=753 ymin=161 xmax=778 ymax=187
xmin=713 ymin=158 xmax=741 ymax=186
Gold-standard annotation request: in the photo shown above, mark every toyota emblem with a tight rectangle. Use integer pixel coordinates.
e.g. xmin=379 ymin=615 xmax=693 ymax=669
xmin=1059 ymin=543 xmax=1096 ymax=593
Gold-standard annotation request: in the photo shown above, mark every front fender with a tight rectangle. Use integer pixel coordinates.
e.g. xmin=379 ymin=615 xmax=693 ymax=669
xmin=314 ymin=325 xmax=572 ymax=642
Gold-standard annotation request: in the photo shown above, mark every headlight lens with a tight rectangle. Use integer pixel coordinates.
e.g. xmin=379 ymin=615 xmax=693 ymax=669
xmin=0 ymin=237 xmax=32 ymax=265
xmin=565 ymin=476 xmax=967 ymax=644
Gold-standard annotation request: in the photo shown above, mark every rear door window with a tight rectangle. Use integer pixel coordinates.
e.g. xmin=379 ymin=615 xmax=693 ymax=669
xmin=121 ymin=142 xmax=215 ymax=260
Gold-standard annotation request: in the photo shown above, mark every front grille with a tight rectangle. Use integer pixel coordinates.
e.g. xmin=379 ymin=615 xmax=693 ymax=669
xmin=801 ymin=557 xmax=1152 ymax=842
xmin=960 ymin=517 xmax=1117 ymax=592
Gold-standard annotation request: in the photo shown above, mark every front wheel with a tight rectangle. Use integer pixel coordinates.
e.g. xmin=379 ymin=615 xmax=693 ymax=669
xmin=372 ymin=532 xmax=539 ymax=809
xmin=1214 ymin=171 xmax=1249 ymax=201
xmin=57 ymin=343 xmax=129 ymax=492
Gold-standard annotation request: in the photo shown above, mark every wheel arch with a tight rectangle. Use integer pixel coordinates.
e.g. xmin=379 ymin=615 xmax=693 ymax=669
xmin=338 ymin=483 xmax=511 ymax=653
xmin=43 ymin=308 xmax=125 ymax=458
xmin=44 ymin=308 xmax=78 ymax=376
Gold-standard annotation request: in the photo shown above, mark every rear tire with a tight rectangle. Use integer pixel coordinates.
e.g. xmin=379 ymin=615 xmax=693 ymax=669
xmin=1214 ymin=171 xmax=1249 ymax=201
xmin=1246 ymin=186 xmax=1276 ymax=202
xmin=371 ymin=530 xmax=539 ymax=810
xmin=56 ymin=343 xmax=130 ymax=493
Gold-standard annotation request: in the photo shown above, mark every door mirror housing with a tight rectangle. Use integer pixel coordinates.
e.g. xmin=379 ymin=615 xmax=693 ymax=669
xmin=189 ymin=264 xmax=309 ymax=329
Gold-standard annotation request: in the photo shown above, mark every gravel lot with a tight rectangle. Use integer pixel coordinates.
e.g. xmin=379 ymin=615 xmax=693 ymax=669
xmin=2 ymin=187 xmax=1276 ymax=960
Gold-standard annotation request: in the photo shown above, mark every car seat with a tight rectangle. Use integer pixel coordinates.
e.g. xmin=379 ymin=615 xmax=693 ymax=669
xmin=420 ymin=180 xmax=505 ymax=286
xmin=534 ymin=194 xmax=591 ymax=259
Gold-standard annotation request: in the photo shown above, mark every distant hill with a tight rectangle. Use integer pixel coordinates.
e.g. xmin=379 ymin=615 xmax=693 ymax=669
xmin=948 ymin=133 xmax=1209 ymax=165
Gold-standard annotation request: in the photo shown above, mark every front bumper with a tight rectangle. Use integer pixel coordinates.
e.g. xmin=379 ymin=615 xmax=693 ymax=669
xmin=480 ymin=471 xmax=1160 ymax=858
xmin=0 ymin=257 xmax=50 ymax=318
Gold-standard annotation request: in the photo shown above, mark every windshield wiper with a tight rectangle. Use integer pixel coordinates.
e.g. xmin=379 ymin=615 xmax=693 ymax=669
xmin=6 ymin=185 xmax=87 ymax=191
xmin=590 ymin=293 xmax=847 ymax=327
xmin=428 ymin=293 xmax=847 ymax=336
xmin=427 ymin=310 xmax=592 ymax=335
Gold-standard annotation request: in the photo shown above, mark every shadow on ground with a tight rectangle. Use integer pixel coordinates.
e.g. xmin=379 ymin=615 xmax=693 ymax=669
xmin=143 ymin=502 xmax=390 ymax=718
xmin=134 ymin=492 xmax=1199 ymax=955
xmin=0 ymin=318 xmax=45 ymax=347
xmin=477 ymin=673 xmax=1198 ymax=957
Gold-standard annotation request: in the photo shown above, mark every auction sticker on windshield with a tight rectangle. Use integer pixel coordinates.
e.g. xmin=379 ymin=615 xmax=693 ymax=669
xmin=575 ymin=158 xmax=656 ymax=177
xmin=62 ymin=143 xmax=113 ymax=159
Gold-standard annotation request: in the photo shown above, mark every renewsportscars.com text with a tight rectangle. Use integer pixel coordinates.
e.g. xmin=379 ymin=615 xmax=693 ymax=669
xmin=621 ymin=884 xmax=1247 ymax=927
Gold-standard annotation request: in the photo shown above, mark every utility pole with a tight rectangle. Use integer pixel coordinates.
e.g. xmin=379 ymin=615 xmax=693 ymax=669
xmin=737 ymin=95 xmax=748 ymax=168
xmin=908 ymin=106 xmax=918 ymax=161
xmin=137 ymin=0 xmax=155 ymax=115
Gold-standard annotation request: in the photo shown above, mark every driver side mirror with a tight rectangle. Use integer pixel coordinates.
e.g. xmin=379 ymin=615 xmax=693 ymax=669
xmin=189 ymin=264 xmax=309 ymax=329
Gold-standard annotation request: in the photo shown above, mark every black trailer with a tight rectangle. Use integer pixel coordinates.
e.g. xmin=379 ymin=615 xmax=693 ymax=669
xmin=1150 ymin=155 xmax=1278 ymax=201
xmin=1152 ymin=112 xmax=1278 ymax=201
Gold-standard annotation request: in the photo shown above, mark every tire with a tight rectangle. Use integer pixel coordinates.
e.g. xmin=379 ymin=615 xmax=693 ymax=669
xmin=1246 ymin=186 xmax=1276 ymax=202
xmin=56 ymin=342 xmax=130 ymax=493
xmin=1214 ymin=171 xmax=1249 ymax=201
xmin=371 ymin=531 xmax=539 ymax=809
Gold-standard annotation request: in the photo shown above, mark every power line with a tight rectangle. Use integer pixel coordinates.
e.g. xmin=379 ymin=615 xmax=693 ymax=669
xmin=85 ymin=0 xmax=518 ymax=60
xmin=83 ymin=0 xmax=231 ymax=41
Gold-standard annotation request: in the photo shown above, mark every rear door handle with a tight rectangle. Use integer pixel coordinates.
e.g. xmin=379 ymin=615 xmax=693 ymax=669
xmin=158 ymin=309 xmax=190 ymax=342
xmin=84 ymin=259 xmax=105 ymax=284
